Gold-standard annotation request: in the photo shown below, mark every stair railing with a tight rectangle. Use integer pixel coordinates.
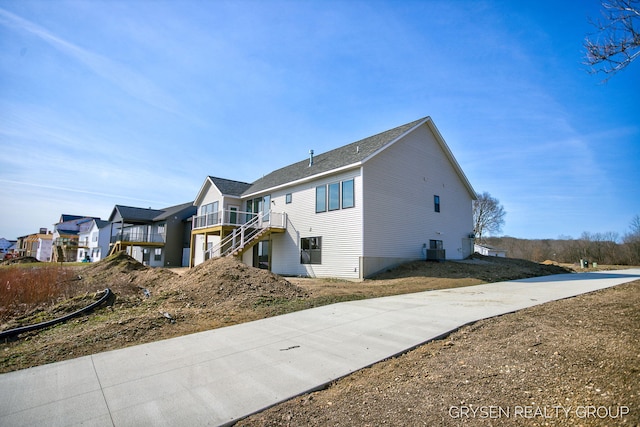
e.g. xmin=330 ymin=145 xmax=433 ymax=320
xmin=204 ymin=210 xmax=268 ymax=259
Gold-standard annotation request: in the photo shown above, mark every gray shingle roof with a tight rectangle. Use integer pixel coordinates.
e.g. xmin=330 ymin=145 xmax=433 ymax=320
xmin=209 ymin=177 xmax=252 ymax=197
xmin=110 ymin=205 xmax=165 ymax=223
xmin=154 ymin=202 xmax=196 ymax=221
xmin=109 ymin=202 xmax=196 ymax=223
xmin=242 ymin=117 xmax=427 ymax=195
xmin=95 ymin=219 xmax=110 ymax=229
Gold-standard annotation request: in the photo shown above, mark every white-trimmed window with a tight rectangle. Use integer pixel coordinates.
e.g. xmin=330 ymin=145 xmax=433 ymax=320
xmin=316 ymin=186 xmax=327 ymax=213
xmin=316 ymin=178 xmax=355 ymax=213
xmin=328 ymin=182 xmax=340 ymax=211
xmin=300 ymin=237 xmax=322 ymax=264
xmin=342 ymin=179 xmax=354 ymax=209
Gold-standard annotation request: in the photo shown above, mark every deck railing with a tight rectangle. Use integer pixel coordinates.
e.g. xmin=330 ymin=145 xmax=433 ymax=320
xmin=110 ymin=232 xmax=165 ymax=244
xmin=202 ymin=210 xmax=286 ymax=259
xmin=193 ymin=209 xmax=273 ymax=230
xmin=53 ymin=238 xmax=78 ymax=247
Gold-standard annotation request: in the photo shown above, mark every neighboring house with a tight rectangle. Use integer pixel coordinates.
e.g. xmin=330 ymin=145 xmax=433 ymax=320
xmin=51 ymin=215 xmax=100 ymax=262
xmin=15 ymin=235 xmax=29 ymax=258
xmin=32 ymin=233 xmax=53 ymax=262
xmin=0 ymin=237 xmax=15 ymax=253
xmin=0 ymin=238 xmax=16 ymax=259
xmin=77 ymin=219 xmax=111 ymax=262
xmin=474 ymin=243 xmax=507 ymax=257
xmin=14 ymin=232 xmax=52 ymax=261
xmin=108 ymin=202 xmax=196 ymax=267
xmin=191 ymin=116 xmax=477 ymax=280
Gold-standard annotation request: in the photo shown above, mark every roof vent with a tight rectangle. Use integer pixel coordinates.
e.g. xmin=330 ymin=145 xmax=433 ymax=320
xmin=309 ymin=149 xmax=314 ymax=167
xmin=356 ymin=145 xmax=360 ymax=153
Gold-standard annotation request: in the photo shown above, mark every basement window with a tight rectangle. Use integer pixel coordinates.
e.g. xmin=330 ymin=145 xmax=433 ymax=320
xmin=300 ymin=237 xmax=322 ymax=264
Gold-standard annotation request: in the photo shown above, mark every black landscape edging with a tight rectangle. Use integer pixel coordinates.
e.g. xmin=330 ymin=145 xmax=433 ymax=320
xmin=0 ymin=288 xmax=114 ymax=340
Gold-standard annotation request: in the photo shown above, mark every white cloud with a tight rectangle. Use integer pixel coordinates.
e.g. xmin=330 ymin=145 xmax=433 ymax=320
xmin=0 ymin=7 xmax=188 ymax=119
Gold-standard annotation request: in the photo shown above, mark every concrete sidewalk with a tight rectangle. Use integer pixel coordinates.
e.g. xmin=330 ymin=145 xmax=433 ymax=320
xmin=1 ymin=269 xmax=639 ymax=426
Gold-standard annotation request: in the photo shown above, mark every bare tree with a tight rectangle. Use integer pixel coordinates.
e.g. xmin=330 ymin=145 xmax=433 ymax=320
xmin=623 ymin=214 xmax=640 ymax=264
xmin=629 ymin=213 xmax=640 ymax=237
xmin=584 ymin=0 xmax=640 ymax=78
xmin=473 ymin=192 xmax=506 ymax=242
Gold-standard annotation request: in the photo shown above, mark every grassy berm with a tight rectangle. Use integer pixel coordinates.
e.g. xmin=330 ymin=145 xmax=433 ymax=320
xmin=1 ymin=253 xmax=638 ymax=426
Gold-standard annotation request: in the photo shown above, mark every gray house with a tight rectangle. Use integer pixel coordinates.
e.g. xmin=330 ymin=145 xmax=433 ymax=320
xmin=108 ymin=202 xmax=196 ymax=267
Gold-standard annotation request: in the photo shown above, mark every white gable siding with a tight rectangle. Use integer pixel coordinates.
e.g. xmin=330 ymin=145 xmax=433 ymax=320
xmin=96 ymin=224 xmax=110 ymax=261
xmin=198 ymin=183 xmax=223 ymax=212
xmin=362 ymin=124 xmax=473 ymax=276
xmin=193 ymin=182 xmax=223 ymax=265
xmin=267 ymin=168 xmax=363 ymax=279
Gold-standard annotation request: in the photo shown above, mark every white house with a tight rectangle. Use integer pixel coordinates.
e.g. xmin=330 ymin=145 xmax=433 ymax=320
xmin=474 ymin=243 xmax=507 ymax=257
xmin=21 ymin=232 xmax=53 ymax=262
xmin=77 ymin=219 xmax=111 ymax=262
xmin=51 ymin=215 xmax=100 ymax=262
xmin=190 ymin=116 xmax=477 ymax=279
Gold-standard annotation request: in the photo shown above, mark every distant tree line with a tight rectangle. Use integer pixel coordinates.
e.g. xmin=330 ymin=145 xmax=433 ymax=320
xmin=484 ymin=215 xmax=640 ymax=266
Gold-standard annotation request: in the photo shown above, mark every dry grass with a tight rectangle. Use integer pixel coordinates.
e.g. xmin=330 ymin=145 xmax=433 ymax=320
xmin=0 ymin=265 xmax=79 ymax=321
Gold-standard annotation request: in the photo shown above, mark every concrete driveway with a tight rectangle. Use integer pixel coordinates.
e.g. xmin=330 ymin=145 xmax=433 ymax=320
xmin=1 ymin=269 xmax=639 ymax=426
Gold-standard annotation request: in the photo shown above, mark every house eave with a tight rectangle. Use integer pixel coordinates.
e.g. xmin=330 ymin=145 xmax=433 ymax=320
xmin=242 ymin=163 xmax=362 ymax=198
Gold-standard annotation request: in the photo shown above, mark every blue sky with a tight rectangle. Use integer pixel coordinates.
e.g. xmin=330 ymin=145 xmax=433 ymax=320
xmin=1 ymin=0 xmax=638 ymax=241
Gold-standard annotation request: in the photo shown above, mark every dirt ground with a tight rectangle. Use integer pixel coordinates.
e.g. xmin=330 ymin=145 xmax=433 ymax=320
xmin=1 ymin=254 xmax=638 ymax=425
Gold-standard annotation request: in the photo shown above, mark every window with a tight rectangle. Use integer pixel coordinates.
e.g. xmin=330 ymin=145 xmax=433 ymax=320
xmin=211 ymin=201 xmax=219 ymax=223
xmin=157 ymin=223 xmax=165 ymax=234
xmin=229 ymin=206 xmax=238 ymax=224
xmin=316 ymin=186 xmax=327 ymax=213
xmin=316 ymin=178 xmax=355 ymax=213
xmin=202 ymin=202 xmax=219 ymax=225
xmin=328 ymin=182 xmax=340 ymax=211
xmin=246 ymin=196 xmax=269 ymax=221
xmin=434 ymin=195 xmax=440 ymax=213
xmin=154 ymin=248 xmax=162 ymax=261
xmin=342 ymin=179 xmax=354 ymax=208
xmin=262 ymin=195 xmax=271 ymax=221
xmin=429 ymin=240 xmax=443 ymax=249
xmin=285 ymin=193 xmax=292 ymax=204
xmin=300 ymin=237 xmax=322 ymax=264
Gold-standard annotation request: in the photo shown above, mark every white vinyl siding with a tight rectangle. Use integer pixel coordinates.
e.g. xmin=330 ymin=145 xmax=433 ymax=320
xmin=268 ymin=168 xmax=363 ymax=279
xmin=362 ymin=124 xmax=473 ymax=265
xmin=192 ymin=182 xmax=231 ymax=263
